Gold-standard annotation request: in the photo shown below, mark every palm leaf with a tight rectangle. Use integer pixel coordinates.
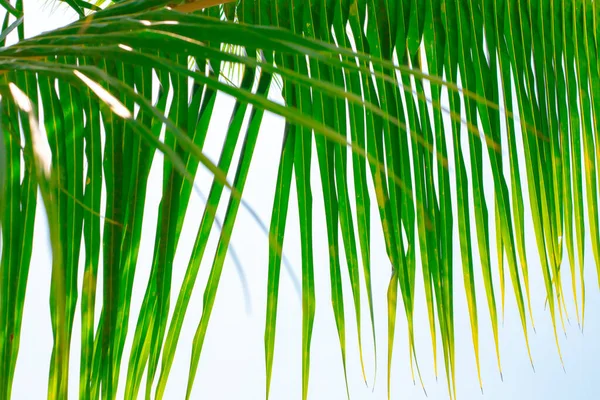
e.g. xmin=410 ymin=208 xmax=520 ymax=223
xmin=0 ymin=0 xmax=599 ymax=399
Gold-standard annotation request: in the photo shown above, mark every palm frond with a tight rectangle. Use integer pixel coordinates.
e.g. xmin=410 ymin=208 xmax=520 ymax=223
xmin=0 ymin=0 xmax=598 ymax=399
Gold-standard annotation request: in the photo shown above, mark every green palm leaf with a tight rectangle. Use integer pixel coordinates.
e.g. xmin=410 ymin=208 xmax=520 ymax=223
xmin=0 ymin=0 xmax=599 ymax=398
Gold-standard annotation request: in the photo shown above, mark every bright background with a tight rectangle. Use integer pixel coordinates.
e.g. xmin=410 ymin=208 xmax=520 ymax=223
xmin=4 ymin=2 xmax=600 ymax=399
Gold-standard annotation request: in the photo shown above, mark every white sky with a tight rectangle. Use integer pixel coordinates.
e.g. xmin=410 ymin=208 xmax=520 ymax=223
xmin=4 ymin=1 xmax=600 ymax=399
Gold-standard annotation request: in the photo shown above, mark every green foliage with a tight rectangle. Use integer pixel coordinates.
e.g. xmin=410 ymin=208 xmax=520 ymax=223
xmin=0 ymin=0 xmax=598 ymax=399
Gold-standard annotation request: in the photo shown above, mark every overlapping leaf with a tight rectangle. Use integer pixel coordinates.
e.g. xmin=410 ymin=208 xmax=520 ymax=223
xmin=0 ymin=0 xmax=599 ymax=399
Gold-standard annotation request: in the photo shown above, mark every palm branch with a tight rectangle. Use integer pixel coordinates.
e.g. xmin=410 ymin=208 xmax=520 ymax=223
xmin=0 ymin=0 xmax=598 ymax=399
